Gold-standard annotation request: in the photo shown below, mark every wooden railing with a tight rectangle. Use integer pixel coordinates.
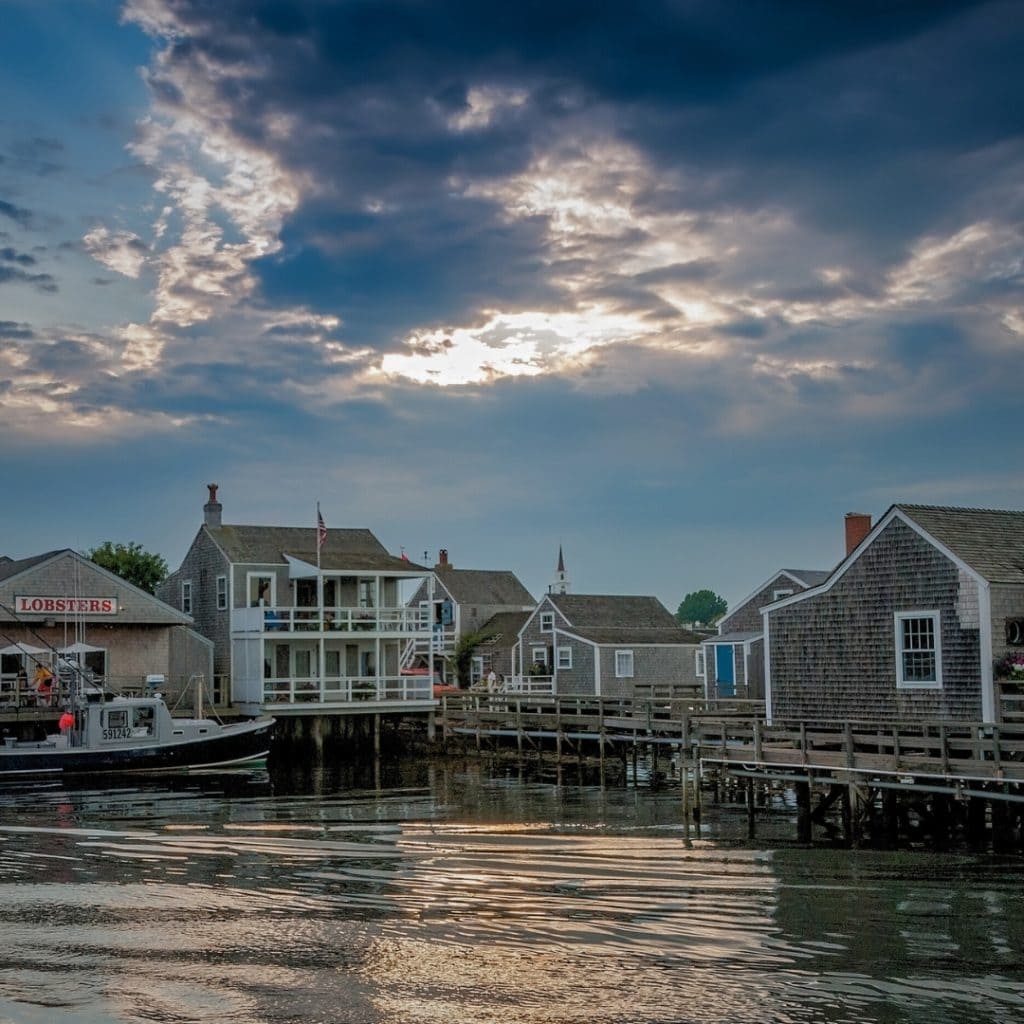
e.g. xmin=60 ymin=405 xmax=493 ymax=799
xmin=438 ymin=694 xmax=1024 ymax=784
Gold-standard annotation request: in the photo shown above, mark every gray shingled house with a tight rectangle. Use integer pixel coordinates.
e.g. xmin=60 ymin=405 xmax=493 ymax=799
xmin=702 ymin=568 xmax=831 ymax=701
xmin=763 ymin=504 xmax=1024 ymax=724
xmin=158 ymin=486 xmax=432 ymax=712
xmin=514 ymin=593 xmax=704 ymax=698
xmin=1 ymin=549 xmax=210 ymax=704
xmin=403 ymin=551 xmax=535 ymax=684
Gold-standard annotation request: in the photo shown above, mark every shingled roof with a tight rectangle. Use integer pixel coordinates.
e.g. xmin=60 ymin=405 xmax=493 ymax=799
xmin=897 ymin=504 xmax=1024 ymax=584
xmin=435 ymin=567 xmax=534 ymax=606
xmin=548 ymin=594 xmax=703 ymax=645
xmin=205 ymin=525 xmax=426 ymax=573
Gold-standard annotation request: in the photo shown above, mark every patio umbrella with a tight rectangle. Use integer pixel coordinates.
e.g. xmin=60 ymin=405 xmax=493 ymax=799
xmin=0 ymin=643 xmax=46 ymax=657
xmin=57 ymin=642 xmax=104 ymax=655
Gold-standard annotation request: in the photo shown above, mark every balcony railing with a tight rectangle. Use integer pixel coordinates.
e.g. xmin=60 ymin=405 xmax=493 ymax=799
xmin=503 ymin=675 xmax=554 ymax=695
xmin=262 ymin=674 xmax=433 ymax=704
xmin=234 ymin=606 xmax=431 ymax=635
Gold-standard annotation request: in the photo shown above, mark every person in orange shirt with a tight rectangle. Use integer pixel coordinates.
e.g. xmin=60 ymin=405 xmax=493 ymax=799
xmin=33 ymin=664 xmax=55 ymax=706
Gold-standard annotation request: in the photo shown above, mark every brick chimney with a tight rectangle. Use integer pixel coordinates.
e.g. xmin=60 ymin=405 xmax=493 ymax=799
xmin=435 ymin=548 xmax=450 ymax=569
xmin=204 ymin=482 xmax=222 ymax=528
xmin=844 ymin=512 xmax=871 ymax=556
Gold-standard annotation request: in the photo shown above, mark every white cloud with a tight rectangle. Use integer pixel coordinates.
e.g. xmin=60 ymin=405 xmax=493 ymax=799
xmin=82 ymin=227 xmax=149 ymax=278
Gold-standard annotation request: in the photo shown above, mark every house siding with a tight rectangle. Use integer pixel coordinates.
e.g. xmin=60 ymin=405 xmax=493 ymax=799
xmin=554 ymin=636 xmax=595 ymax=696
xmin=598 ymin=645 xmax=698 ymax=699
xmin=767 ymin=517 xmax=983 ymax=721
xmin=158 ymin=528 xmax=232 ymax=682
xmin=991 ymin=583 xmax=1024 ymax=666
xmin=720 ymin=574 xmax=802 ymax=633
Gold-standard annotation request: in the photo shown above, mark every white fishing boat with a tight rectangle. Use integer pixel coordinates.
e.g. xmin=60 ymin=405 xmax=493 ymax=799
xmin=0 ymin=688 xmax=275 ymax=778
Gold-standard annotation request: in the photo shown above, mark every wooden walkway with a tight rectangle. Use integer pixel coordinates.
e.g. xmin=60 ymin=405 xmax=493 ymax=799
xmin=439 ymin=693 xmax=1024 ymax=799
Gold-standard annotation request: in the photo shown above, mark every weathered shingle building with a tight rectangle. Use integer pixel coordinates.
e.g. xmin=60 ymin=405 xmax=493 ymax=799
xmin=515 ymin=593 xmax=704 ymax=697
xmin=158 ymin=486 xmax=432 ymax=712
xmin=764 ymin=504 xmax=1024 ymax=724
xmin=1 ymin=549 xmax=210 ymax=703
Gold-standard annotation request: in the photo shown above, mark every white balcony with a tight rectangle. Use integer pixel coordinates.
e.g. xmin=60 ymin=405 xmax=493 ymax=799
xmin=262 ymin=673 xmax=433 ymax=704
xmin=233 ymin=606 xmax=430 ymax=636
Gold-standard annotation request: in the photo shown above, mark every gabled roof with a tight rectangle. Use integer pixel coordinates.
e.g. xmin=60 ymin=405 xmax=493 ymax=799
xmin=546 ymin=594 xmax=701 ymax=645
xmin=0 ymin=549 xmax=192 ymax=626
xmin=476 ymin=610 xmax=532 ymax=646
xmin=435 ymin=567 xmax=534 ymax=606
xmin=0 ymin=550 xmax=65 ymax=584
xmin=205 ymin=525 xmax=425 ymax=573
xmin=897 ymin=504 xmax=1024 ymax=584
xmin=548 ymin=593 xmax=678 ymax=629
xmin=559 ymin=625 xmax=704 ymax=645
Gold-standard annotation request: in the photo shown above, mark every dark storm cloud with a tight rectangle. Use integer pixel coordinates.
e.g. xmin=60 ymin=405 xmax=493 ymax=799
xmin=0 ymin=265 xmax=57 ymax=292
xmin=135 ymin=0 xmax=1021 ymax=348
xmin=0 ymin=321 xmax=35 ymax=340
xmin=0 ymin=247 xmax=36 ymax=266
xmin=0 ymin=199 xmax=33 ymax=227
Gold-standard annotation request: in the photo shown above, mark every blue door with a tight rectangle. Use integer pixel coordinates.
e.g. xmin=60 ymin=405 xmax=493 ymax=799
xmin=715 ymin=645 xmax=735 ymax=698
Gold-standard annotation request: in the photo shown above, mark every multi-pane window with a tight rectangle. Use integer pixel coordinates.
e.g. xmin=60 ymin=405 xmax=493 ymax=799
xmin=557 ymin=647 xmax=572 ymax=669
xmin=181 ymin=580 xmax=193 ymax=615
xmin=216 ymin=575 xmax=228 ymax=610
xmin=540 ymin=611 xmax=554 ymax=632
xmin=615 ymin=650 xmax=634 ymax=678
xmin=531 ymin=646 xmax=548 ymax=667
xmin=895 ymin=612 xmax=942 ymax=687
xmin=695 ymin=649 xmax=706 ymax=678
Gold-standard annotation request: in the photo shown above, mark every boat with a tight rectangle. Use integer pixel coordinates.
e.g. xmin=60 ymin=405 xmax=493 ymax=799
xmin=0 ymin=690 xmax=275 ymax=777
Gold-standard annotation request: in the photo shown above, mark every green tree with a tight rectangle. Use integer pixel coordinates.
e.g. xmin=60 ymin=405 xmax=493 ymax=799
xmin=675 ymin=589 xmax=727 ymax=626
xmin=86 ymin=541 xmax=169 ymax=594
xmin=450 ymin=629 xmax=496 ymax=688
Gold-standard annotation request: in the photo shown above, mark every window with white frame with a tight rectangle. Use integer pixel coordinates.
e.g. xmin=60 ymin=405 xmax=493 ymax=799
xmin=772 ymin=587 xmax=794 ymax=601
xmin=895 ymin=611 xmax=942 ymax=688
xmin=615 ymin=649 xmax=634 ymax=678
xmin=181 ymin=580 xmax=193 ymax=615
xmin=557 ymin=646 xmax=572 ymax=669
xmin=695 ymin=649 xmax=705 ymax=678
xmin=531 ymin=646 xmax=548 ymax=668
xmin=540 ymin=611 xmax=554 ymax=633
xmin=216 ymin=575 xmax=228 ymax=610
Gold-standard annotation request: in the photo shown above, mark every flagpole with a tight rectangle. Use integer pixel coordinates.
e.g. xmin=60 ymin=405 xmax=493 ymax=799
xmin=316 ymin=501 xmax=325 ymax=695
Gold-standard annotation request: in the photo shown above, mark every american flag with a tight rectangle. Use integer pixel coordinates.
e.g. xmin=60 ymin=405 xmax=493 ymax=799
xmin=317 ymin=505 xmax=327 ymax=551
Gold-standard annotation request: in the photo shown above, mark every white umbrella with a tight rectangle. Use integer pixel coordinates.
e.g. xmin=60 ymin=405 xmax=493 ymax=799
xmin=0 ymin=643 xmax=46 ymax=657
xmin=57 ymin=642 xmax=104 ymax=654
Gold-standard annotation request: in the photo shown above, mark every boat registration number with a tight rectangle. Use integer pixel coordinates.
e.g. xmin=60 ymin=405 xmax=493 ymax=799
xmin=102 ymin=728 xmax=133 ymax=741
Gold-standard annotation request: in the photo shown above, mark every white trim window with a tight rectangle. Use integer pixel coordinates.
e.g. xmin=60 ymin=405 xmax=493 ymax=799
xmin=772 ymin=587 xmax=794 ymax=601
xmin=695 ymin=649 xmax=706 ymax=679
xmin=540 ymin=611 xmax=554 ymax=633
xmin=530 ymin=646 xmax=548 ymax=667
xmin=895 ymin=611 xmax=942 ymax=688
xmin=181 ymin=580 xmax=193 ymax=615
xmin=216 ymin=575 xmax=228 ymax=611
xmin=615 ymin=649 xmax=634 ymax=678
xmin=557 ymin=646 xmax=572 ymax=669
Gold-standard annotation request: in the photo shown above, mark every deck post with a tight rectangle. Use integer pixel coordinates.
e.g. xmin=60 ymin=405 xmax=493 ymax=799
xmin=745 ymin=777 xmax=756 ymax=839
xmin=795 ymin=777 xmax=812 ymax=843
xmin=373 ymin=712 xmax=381 ymax=758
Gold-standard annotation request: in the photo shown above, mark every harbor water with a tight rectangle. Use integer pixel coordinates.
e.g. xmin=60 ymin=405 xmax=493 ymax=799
xmin=0 ymin=758 xmax=1022 ymax=1024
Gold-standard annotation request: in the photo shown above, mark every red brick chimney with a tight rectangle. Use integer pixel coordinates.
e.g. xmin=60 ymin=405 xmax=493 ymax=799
xmin=204 ymin=482 xmax=222 ymax=528
xmin=435 ymin=548 xmax=450 ymax=569
xmin=844 ymin=512 xmax=871 ymax=556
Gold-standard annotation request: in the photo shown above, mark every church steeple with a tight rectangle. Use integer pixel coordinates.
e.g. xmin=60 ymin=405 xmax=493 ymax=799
xmin=550 ymin=545 xmax=569 ymax=594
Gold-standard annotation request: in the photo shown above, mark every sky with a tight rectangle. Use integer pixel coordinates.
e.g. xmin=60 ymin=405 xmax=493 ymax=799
xmin=1 ymin=0 xmax=1023 ymax=611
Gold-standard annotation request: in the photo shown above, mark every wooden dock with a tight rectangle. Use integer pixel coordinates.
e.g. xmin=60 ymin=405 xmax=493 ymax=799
xmin=438 ymin=692 xmax=1024 ymax=848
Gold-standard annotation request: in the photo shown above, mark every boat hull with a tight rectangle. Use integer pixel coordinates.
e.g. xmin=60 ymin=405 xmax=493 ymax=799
xmin=0 ymin=717 xmax=275 ymax=777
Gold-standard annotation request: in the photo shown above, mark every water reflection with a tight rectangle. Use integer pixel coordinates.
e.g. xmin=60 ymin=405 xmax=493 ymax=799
xmin=0 ymin=760 xmax=1021 ymax=1023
